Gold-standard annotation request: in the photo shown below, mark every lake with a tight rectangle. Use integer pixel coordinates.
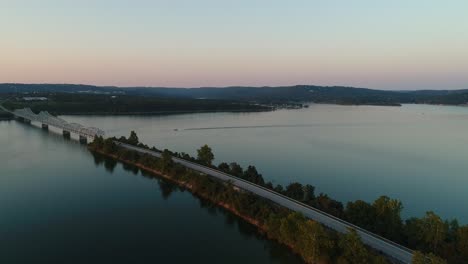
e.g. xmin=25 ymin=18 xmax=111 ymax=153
xmin=64 ymin=104 xmax=468 ymax=223
xmin=2 ymin=103 xmax=468 ymax=262
xmin=0 ymin=120 xmax=302 ymax=263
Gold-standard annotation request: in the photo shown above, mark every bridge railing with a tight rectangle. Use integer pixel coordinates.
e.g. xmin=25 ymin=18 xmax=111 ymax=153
xmin=13 ymin=108 xmax=105 ymax=138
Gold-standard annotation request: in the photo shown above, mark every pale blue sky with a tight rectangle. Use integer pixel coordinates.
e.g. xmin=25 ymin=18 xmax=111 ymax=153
xmin=1 ymin=0 xmax=467 ymax=89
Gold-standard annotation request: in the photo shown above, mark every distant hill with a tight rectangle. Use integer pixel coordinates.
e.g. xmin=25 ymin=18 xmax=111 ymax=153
xmin=1 ymin=83 xmax=468 ymax=105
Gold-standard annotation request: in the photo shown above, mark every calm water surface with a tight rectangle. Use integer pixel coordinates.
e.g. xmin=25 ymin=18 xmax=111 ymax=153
xmin=0 ymin=121 xmax=302 ymax=263
xmin=64 ymin=104 xmax=468 ymax=223
xmin=3 ymin=103 xmax=468 ymax=263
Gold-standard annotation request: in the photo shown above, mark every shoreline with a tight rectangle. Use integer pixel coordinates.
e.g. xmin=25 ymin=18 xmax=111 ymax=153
xmin=93 ymin=148 xmax=263 ymax=224
xmin=89 ymin=147 xmax=308 ymax=261
xmin=57 ymin=108 xmax=270 ymax=116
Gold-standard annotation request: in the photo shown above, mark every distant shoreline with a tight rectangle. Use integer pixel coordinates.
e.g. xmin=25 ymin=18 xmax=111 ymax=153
xmin=56 ymin=108 xmax=270 ymax=116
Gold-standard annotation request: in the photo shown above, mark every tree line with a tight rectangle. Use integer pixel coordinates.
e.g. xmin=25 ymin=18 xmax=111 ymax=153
xmin=3 ymin=93 xmax=271 ymax=115
xmin=93 ymin=132 xmax=467 ymax=263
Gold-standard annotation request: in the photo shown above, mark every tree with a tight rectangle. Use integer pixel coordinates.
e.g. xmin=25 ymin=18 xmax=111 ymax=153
xmin=345 ymin=200 xmax=376 ymax=231
xmin=264 ymin=181 xmax=274 ymax=189
xmin=159 ymin=149 xmax=173 ymax=173
xmin=314 ymin=193 xmax=344 ymax=217
xmin=404 ymin=217 xmax=424 ymax=249
xmin=418 ymin=211 xmax=447 ymax=252
xmin=372 ymin=255 xmax=390 ymax=264
xmin=197 ymin=144 xmax=214 ymax=166
xmin=412 ymin=251 xmax=426 ymax=264
xmin=274 ymin=184 xmax=284 ymax=193
xmin=298 ymin=220 xmax=333 ymax=263
xmin=447 ymin=219 xmax=459 ymax=242
xmin=284 ymin=182 xmax=304 ymax=201
xmin=92 ymin=136 xmax=104 ymax=148
xmin=426 ymin=254 xmax=447 ymax=264
xmin=243 ymin=165 xmax=265 ymax=185
xmin=103 ymin=138 xmax=117 ymax=153
xmin=412 ymin=251 xmax=447 ymax=264
xmin=265 ymin=213 xmax=282 ymax=240
xmin=303 ymin=184 xmax=315 ymax=202
xmin=229 ymin=162 xmax=243 ymax=177
xmin=339 ymin=228 xmax=370 ymax=264
xmin=372 ymin=196 xmax=403 ymax=241
xmin=457 ymin=226 xmax=468 ymax=261
xmin=217 ymin=162 xmax=230 ymax=173
xmin=278 ymin=212 xmax=304 ymax=245
xmin=127 ymin=130 xmax=139 ymax=145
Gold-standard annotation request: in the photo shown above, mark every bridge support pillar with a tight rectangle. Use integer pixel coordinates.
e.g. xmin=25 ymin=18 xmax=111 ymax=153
xmin=79 ymin=135 xmax=88 ymax=144
xmin=63 ymin=130 xmax=71 ymax=138
xmin=24 ymin=118 xmax=31 ymax=124
xmin=42 ymin=124 xmax=49 ymax=130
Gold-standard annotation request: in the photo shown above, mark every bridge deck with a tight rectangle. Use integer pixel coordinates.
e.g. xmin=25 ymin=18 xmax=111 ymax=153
xmin=10 ymin=107 xmax=105 ymax=138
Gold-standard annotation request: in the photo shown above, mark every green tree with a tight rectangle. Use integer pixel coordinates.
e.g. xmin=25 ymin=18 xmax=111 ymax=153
xmin=456 ymin=226 xmax=468 ymax=260
xmin=426 ymin=253 xmax=447 ymax=264
xmin=419 ymin=211 xmax=447 ymax=252
xmin=405 ymin=217 xmax=425 ymax=249
xmin=284 ymin=182 xmax=304 ymax=201
xmin=197 ymin=144 xmax=214 ymax=166
xmin=103 ymin=138 xmax=117 ymax=153
xmin=159 ymin=149 xmax=173 ymax=173
xmin=217 ymin=162 xmax=230 ymax=173
xmin=298 ymin=220 xmax=333 ymax=263
xmin=346 ymin=200 xmax=376 ymax=231
xmin=446 ymin=219 xmax=459 ymax=242
xmin=243 ymin=165 xmax=265 ymax=185
xmin=339 ymin=228 xmax=370 ymax=264
xmin=265 ymin=213 xmax=282 ymax=240
xmin=279 ymin=212 xmax=304 ymax=245
xmin=314 ymin=193 xmax=344 ymax=217
xmin=303 ymin=184 xmax=315 ymax=202
xmin=274 ymin=184 xmax=284 ymax=193
xmin=229 ymin=162 xmax=243 ymax=177
xmin=412 ymin=251 xmax=426 ymax=264
xmin=372 ymin=255 xmax=390 ymax=264
xmin=127 ymin=130 xmax=139 ymax=145
xmin=412 ymin=251 xmax=447 ymax=264
xmin=372 ymin=196 xmax=403 ymax=241
xmin=92 ymin=136 xmax=104 ymax=148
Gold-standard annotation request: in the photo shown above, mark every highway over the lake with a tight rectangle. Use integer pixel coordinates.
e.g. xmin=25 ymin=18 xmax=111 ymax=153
xmin=116 ymin=142 xmax=414 ymax=264
xmin=1 ymin=104 xmax=105 ymax=140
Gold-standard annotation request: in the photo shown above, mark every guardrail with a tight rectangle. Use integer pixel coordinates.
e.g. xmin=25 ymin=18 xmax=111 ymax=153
xmin=172 ymin=150 xmax=412 ymax=253
xmin=116 ymin=142 xmax=413 ymax=262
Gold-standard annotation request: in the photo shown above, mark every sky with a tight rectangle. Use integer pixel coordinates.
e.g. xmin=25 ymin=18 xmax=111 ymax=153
xmin=1 ymin=0 xmax=467 ymax=90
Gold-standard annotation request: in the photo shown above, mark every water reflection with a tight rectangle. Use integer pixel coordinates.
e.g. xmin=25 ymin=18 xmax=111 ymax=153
xmin=158 ymin=180 xmax=177 ymax=200
xmin=103 ymin=158 xmax=117 ymax=173
xmin=63 ymin=104 xmax=468 ymax=223
xmin=1 ymin=119 xmax=304 ymax=264
xmin=88 ymin=150 xmax=303 ymax=264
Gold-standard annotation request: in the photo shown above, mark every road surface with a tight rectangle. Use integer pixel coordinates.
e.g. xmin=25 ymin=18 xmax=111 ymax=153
xmin=117 ymin=142 xmax=413 ymax=263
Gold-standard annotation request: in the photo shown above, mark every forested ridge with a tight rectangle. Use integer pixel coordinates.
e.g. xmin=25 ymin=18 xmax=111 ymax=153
xmin=3 ymin=83 xmax=468 ymax=106
xmin=3 ymin=93 xmax=270 ymax=115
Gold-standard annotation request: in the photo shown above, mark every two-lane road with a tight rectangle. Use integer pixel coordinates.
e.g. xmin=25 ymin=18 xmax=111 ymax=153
xmin=117 ymin=142 xmax=413 ymax=263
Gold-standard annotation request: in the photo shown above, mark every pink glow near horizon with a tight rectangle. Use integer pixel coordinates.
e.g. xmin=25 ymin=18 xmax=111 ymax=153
xmin=1 ymin=1 xmax=467 ymax=90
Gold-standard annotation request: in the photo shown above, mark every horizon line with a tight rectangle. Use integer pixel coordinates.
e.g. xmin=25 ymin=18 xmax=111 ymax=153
xmin=2 ymin=82 xmax=466 ymax=92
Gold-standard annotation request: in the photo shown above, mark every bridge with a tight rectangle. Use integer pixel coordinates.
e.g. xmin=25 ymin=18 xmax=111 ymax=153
xmin=1 ymin=100 xmax=413 ymax=262
xmin=1 ymin=105 xmax=105 ymax=142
